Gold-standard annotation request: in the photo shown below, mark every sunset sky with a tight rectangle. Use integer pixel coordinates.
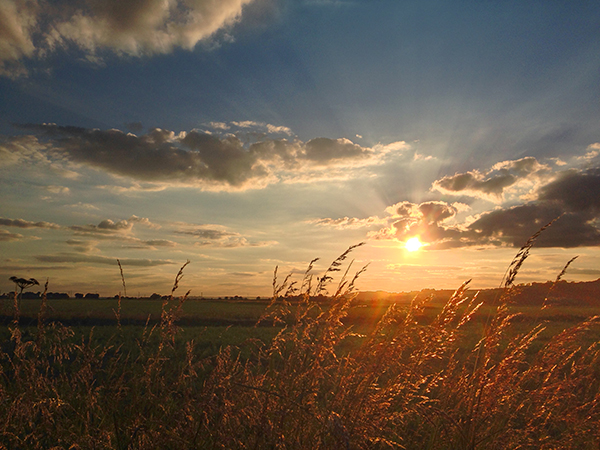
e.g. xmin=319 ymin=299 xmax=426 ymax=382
xmin=1 ymin=0 xmax=600 ymax=297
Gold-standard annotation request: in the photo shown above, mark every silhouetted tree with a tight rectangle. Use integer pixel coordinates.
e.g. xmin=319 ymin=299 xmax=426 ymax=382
xmin=9 ymin=276 xmax=40 ymax=306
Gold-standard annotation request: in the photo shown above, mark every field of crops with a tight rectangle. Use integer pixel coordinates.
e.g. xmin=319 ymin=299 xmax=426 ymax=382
xmin=1 ymin=244 xmax=600 ymax=449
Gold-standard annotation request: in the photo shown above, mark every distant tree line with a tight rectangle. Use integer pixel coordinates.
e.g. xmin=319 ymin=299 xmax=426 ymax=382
xmin=0 ymin=291 xmax=100 ymax=300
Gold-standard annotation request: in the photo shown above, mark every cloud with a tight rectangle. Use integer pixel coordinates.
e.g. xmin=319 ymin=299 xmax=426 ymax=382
xmin=0 ymin=0 xmax=37 ymax=78
xmin=0 ymin=217 xmax=62 ymax=229
xmin=67 ymin=216 xmax=158 ymax=235
xmin=66 ymin=239 xmax=98 ymax=253
xmin=0 ymin=229 xmax=27 ymax=241
xmin=370 ymin=201 xmax=464 ymax=249
xmin=45 ymin=185 xmax=70 ymax=195
xmin=230 ymin=120 xmax=294 ymax=136
xmin=0 ymin=134 xmax=81 ymax=179
xmin=207 ymin=122 xmax=230 ymax=130
xmin=11 ymin=124 xmax=400 ymax=191
xmin=0 ymin=134 xmax=49 ymax=166
xmin=432 ymin=157 xmax=549 ymax=202
xmin=67 ymin=235 xmax=176 ymax=251
xmin=370 ymin=165 xmax=600 ymax=249
xmin=176 ymin=224 xmax=275 ymax=248
xmin=35 ymin=253 xmax=174 ymax=266
xmin=308 ymin=216 xmax=387 ymax=229
xmin=119 ymin=238 xmax=179 ymax=249
xmin=195 ymin=237 xmax=272 ymax=248
xmin=128 ymin=215 xmax=161 ymax=229
xmin=302 ymin=138 xmax=367 ymax=164
xmin=177 ymin=227 xmax=237 ymax=240
xmin=142 ymin=239 xmax=177 ymax=248
xmin=537 ymin=168 xmax=600 ymax=214
xmin=63 ymin=202 xmax=100 ymax=211
xmin=463 ymin=203 xmax=600 ymax=249
xmin=575 ymin=143 xmax=600 ymax=161
xmin=0 ymin=0 xmax=255 ymax=78
xmin=70 ymin=218 xmax=134 ymax=235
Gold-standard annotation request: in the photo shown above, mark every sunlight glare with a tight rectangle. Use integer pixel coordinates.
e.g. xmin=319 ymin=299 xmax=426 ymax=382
xmin=405 ymin=237 xmax=423 ymax=252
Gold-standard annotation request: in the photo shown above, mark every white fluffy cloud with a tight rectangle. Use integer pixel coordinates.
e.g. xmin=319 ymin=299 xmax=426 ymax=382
xmin=0 ymin=0 xmax=255 ymax=77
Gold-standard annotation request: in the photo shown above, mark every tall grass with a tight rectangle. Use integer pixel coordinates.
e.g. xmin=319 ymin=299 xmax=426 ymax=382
xmin=1 ymin=238 xmax=599 ymax=449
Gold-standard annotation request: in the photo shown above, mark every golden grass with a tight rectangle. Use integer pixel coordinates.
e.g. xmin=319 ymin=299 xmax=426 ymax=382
xmin=1 ymin=235 xmax=599 ymax=449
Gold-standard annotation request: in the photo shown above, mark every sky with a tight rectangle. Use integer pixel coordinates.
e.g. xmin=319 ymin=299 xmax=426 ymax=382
xmin=1 ymin=0 xmax=600 ymax=298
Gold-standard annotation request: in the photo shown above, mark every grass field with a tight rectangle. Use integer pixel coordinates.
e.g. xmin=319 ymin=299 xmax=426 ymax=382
xmin=1 ymin=243 xmax=600 ymax=449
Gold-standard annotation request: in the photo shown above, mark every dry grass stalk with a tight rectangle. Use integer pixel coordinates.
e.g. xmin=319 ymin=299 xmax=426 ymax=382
xmin=0 ymin=242 xmax=599 ymax=448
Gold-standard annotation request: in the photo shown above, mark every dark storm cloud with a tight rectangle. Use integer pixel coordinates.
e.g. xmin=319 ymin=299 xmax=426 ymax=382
xmin=11 ymin=124 xmax=388 ymax=190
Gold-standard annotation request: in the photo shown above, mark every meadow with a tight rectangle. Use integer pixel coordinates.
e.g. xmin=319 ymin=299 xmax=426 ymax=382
xmin=1 ymin=241 xmax=599 ymax=449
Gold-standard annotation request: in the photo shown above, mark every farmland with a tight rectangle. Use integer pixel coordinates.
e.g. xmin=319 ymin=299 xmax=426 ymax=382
xmin=1 ymin=248 xmax=600 ymax=449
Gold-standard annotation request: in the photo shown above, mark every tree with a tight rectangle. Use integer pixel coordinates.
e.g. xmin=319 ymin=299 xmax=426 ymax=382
xmin=9 ymin=276 xmax=40 ymax=306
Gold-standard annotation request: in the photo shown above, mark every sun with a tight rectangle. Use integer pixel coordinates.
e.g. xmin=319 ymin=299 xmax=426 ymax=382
xmin=404 ymin=236 xmax=423 ymax=252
